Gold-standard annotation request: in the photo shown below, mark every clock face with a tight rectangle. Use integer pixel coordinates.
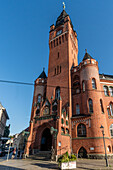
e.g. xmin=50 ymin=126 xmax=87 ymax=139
xmin=56 ymin=30 xmax=62 ymax=36
xmin=43 ymin=107 xmax=49 ymax=115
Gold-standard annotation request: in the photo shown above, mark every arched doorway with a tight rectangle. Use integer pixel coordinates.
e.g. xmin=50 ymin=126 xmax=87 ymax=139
xmin=78 ymin=147 xmax=87 ymax=158
xmin=41 ymin=128 xmax=52 ymax=151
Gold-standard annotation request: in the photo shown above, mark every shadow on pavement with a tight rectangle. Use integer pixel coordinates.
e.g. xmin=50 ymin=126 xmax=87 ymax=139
xmin=32 ymin=163 xmax=58 ymax=169
xmin=0 ymin=165 xmax=24 ymax=170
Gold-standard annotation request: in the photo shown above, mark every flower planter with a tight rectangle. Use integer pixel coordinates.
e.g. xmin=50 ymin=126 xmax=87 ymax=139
xmin=60 ymin=161 xmax=76 ymax=169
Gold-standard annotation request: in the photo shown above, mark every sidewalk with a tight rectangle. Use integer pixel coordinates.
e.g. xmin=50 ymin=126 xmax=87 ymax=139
xmin=0 ymin=158 xmax=113 ymax=169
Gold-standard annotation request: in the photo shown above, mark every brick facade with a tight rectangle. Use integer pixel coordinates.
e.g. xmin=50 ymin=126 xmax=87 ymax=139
xmin=26 ymin=9 xmax=113 ymax=159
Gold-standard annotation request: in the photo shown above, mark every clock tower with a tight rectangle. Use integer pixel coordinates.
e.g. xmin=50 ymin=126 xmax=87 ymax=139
xmin=47 ymin=8 xmax=78 ymax=114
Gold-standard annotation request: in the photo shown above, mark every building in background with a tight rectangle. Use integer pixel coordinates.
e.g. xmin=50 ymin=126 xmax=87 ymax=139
xmin=26 ymin=6 xmax=113 ymax=159
xmin=0 ymin=103 xmax=9 ymax=137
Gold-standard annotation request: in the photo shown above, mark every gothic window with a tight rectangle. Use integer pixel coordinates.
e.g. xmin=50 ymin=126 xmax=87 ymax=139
xmin=55 ymin=87 xmax=60 ymax=100
xmin=82 ymin=81 xmax=85 ymax=92
xmin=92 ymin=78 xmax=96 ymax=89
xmin=77 ymin=124 xmax=86 ymax=137
xmin=76 ymin=104 xmax=80 ymax=115
xmin=52 ymin=101 xmax=57 ymax=112
xmin=100 ymin=99 xmax=104 ymax=113
xmin=36 ymin=108 xmax=40 ymax=115
xmin=109 ymin=87 xmax=113 ymax=97
xmin=66 ymin=128 xmax=69 ymax=134
xmin=110 ymin=124 xmax=113 ymax=137
xmin=51 ymin=41 xmax=53 ymax=48
xmin=107 ymin=108 xmax=110 ymax=116
xmin=61 ymin=127 xmax=65 ymax=133
xmin=88 ymin=98 xmax=93 ymax=113
xmin=103 ymin=86 xmax=109 ymax=96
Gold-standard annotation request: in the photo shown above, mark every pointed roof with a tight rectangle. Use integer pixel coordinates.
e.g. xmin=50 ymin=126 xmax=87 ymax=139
xmin=83 ymin=50 xmax=93 ymax=61
xmin=55 ymin=10 xmax=69 ymax=28
xmin=38 ymin=69 xmax=47 ymax=79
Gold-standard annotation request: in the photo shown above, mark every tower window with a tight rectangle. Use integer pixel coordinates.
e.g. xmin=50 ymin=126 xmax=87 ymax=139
xmin=62 ymin=35 xmax=64 ymax=43
xmin=82 ymin=81 xmax=85 ymax=92
xmin=92 ymin=78 xmax=96 ymax=89
xmin=37 ymin=94 xmax=41 ymax=104
xmin=55 ymin=68 xmax=56 ymax=75
xmin=100 ymin=99 xmax=104 ymax=113
xmin=88 ymin=98 xmax=93 ymax=113
xmin=76 ymin=104 xmax=80 ymax=115
xmin=57 ymin=66 xmax=59 ymax=74
xmin=58 ymin=52 xmax=59 ymax=58
xmin=65 ymin=33 xmax=68 ymax=41
xmin=110 ymin=103 xmax=113 ymax=116
xmin=55 ymin=87 xmax=60 ymax=100
xmin=59 ymin=37 xmax=61 ymax=44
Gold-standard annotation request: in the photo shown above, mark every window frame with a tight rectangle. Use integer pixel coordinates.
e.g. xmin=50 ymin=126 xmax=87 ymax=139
xmin=77 ymin=124 xmax=86 ymax=137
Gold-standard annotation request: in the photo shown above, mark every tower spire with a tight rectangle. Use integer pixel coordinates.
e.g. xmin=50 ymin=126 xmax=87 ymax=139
xmin=63 ymin=2 xmax=65 ymax=10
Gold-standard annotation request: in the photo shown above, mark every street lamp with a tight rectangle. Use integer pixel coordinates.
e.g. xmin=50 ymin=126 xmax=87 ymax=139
xmin=100 ymin=125 xmax=108 ymax=167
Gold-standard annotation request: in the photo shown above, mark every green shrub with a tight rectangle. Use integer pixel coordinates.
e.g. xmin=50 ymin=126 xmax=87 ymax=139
xmin=58 ymin=152 xmax=77 ymax=164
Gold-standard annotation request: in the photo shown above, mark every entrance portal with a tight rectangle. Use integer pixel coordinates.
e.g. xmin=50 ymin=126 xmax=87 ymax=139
xmin=78 ymin=147 xmax=87 ymax=158
xmin=41 ymin=128 xmax=52 ymax=151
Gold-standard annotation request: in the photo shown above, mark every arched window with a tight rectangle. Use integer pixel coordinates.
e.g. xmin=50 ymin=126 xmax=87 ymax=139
xmin=38 ymin=94 xmax=41 ymax=103
xmin=77 ymin=124 xmax=86 ymax=137
xmin=92 ymin=78 xmax=96 ymax=89
xmin=109 ymin=87 xmax=113 ymax=97
xmin=82 ymin=81 xmax=85 ymax=92
xmin=100 ymin=99 xmax=104 ymax=113
xmin=76 ymin=104 xmax=80 ymax=115
xmin=56 ymin=87 xmax=60 ymax=100
xmin=88 ymin=98 xmax=93 ymax=113
xmin=110 ymin=103 xmax=113 ymax=116
xmin=110 ymin=124 xmax=113 ymax=137
xmin=103 ymin=86 xmax=109 ymax=96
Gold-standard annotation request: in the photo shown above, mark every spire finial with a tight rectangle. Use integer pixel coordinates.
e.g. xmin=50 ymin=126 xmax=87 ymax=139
xmin=85 ymin=49 xmax=87 ymax=53
xmin=63 ymin=2 xmax=65 ymax=10
xmin=43 ymin=67 xmax=45 ymax=72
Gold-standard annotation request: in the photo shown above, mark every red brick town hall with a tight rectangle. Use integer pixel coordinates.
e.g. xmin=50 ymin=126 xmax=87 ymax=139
xmin=26 ymin=7 xmax=113 ymax=159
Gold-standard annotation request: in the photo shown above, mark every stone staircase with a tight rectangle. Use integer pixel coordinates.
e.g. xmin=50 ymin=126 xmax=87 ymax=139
xmin=27 ymin=151 xmax=51 ymax=160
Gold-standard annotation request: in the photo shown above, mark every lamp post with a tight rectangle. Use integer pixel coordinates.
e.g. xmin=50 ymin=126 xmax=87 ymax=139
xmin=100 ymin=125 xmax=108 ymax=167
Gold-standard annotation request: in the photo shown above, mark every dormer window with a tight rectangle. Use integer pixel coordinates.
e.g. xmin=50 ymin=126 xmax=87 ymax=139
xmin=38 ymin=95 xmax=41 ymax=104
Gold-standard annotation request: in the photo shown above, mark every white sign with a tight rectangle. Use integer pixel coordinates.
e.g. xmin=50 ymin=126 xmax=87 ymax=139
xmin=58 ymin=142 xmax=61 ymax=147
xmin=90 ymin=147 xmax=94 ymax=151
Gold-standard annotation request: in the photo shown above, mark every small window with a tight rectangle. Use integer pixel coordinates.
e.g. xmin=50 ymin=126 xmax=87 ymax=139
xmin=104 ymin=86 xmax=109 ymax=96
xmin=66 ymin=128 xmax=69 ymax=134
xmin=110 ymin=124 xmax=113 ymax=137
xmin=61 ymin=127 xmax=65 ymax=133
xmin=109 ymin=87 xmax=113 ymax=97
xmin=65 ymin=33 xmax=68 ymax=41
xmin=60 ymin=66 xmax=61 ymax=73
xmin=59 ymin=37 xmax=61 ymax=44
xmin=55 ymin=68 xmax=56 ymax=75
xmin=92 ymin=78 xmax=96 ymax=89
xmin=57 ymin=66 xmax=59 ymax=74
xmin=62 ymin=35 xmax=64 ymax=43
xmin=100 ymin=99 xmax=104 ymax=113
xmin=110 ymin=103 xmax=113 ymax=116
xmin=89 ymin=98 xmax=93 ymax=113
xmin=82 ymin=81 xmax=85 ymax=92
xmin=75 ymin=88 xmax=80 ymax=94
xmin=38 ymin=95 xmax=41 ymax=103
xmin=76 ymin=104 xmax=80 ymax=115
xmin=107 ymin=108 xmax=110 ymax=116
xmin=77 ymin=124 xmax=86 ymax=137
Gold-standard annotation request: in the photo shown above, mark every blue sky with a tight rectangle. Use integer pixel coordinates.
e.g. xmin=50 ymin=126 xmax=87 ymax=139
xmin=0 ymin=0 xmax=113 ymax=135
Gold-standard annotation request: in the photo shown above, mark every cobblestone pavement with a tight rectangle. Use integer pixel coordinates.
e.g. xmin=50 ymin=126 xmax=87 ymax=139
xmin=0 ymin=158 xmax=113 ymax=169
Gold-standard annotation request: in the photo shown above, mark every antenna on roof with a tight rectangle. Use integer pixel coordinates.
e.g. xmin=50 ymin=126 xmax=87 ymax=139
xmin=63 ymin=2 xmax=65 ymax=10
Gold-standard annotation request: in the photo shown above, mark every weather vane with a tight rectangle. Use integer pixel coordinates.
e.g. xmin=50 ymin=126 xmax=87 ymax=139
xmin=63 ymin=2 xmax=65 ymax=10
